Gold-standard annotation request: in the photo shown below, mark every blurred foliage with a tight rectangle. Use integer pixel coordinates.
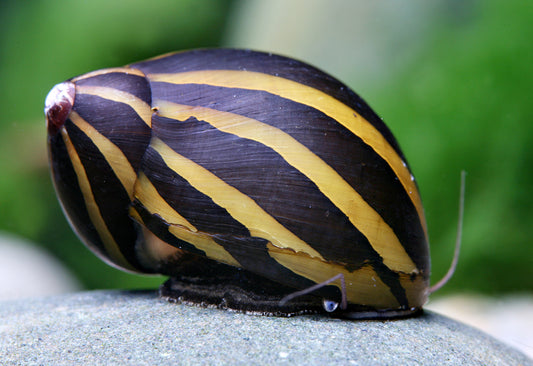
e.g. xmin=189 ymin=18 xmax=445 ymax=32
xmin=363 ymin=0 xmax=533 ymax=295
xmin=0 ymin=0 xmax=531 ymax=295
xmin=0 ymin=0 xmax=235 ymax=290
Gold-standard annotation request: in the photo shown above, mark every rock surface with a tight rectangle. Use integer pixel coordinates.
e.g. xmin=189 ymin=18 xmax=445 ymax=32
xmin=0 ymin=290 xmax=530 ymax=365
xmin=426 ymin=294 xmax=533 ymax=359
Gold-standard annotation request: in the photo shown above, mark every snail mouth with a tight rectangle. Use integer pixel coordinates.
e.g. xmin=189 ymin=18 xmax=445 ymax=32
xmin=45 ymin=81 xmax=76 ymax=135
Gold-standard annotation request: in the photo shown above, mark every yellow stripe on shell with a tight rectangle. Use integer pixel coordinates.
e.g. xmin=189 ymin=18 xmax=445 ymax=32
xmin=147 ymin=70 xmax=428 ymax=240
xmin=266 ymin=243 xmax=399 ymax=308
xmin=71 ymin=67 xmax=146 ymax=82
xmin=132 ymin=172 xmax=241 ymax=268
xmin=75 ymin=85 xmax=152 ymax=127
xmin=134 ymin=172 xmax=196 ymax=232
xmin=69 ymin=111 xmax=137 ymax=199
xmin=155 ymin=100 xmax=417 ymax=274
xmin=168 ymin=225 xmax=242 ymax=268
xmin=399 ymin=272 xmax=429 ymax=308
xmin=150 ymin=137 xmax=326 ymax=261
xmin=60 ymin=127 xmax=135 ymax=271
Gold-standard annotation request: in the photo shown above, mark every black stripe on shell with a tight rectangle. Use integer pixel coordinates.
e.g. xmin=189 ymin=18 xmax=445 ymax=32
xmin=64 ymin=120 xmax=147 ymax=271
xmin=48 ymin=128 xmax=105 ymax=258
xmin=148 ymin=82 xmax=429 ymax=274
xmin=141 ymin=144 xmax=250 ymax=237
xmin=73 ymin=72 xmax=152 ymax=105
xmin=72 ymin=94 xmax=152 ymax=171
xmin=147 ymin=114 xmax=410 ymax=306
xmin=140 ymin=145 xmax=341 ymax=301
xmin=131 ymin=49 xmax=405 ymax=162
xmin=151 ymin=113 xmax=376 ymax=271
xmin=131 ymin=197 xmax=208 ymax=258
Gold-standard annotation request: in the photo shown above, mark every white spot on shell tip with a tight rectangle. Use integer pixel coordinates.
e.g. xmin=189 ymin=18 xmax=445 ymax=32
xmin=45 ymin=82 xmax=75 ymax=114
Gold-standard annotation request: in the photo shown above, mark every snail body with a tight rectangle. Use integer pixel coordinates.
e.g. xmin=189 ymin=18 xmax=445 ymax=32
xmin=45 ymin=49 xmax=430 ymax=318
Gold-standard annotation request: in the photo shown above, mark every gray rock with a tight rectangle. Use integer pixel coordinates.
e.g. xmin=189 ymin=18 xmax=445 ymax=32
xmin=426 ymin=294 xmax=533 ymax=359
xmin=0 ymin=290 xmax=530 ymax=365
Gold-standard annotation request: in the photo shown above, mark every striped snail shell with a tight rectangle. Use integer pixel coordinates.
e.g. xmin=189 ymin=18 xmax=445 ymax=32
xmin=45 ymin=49 xmax=430 ymax=318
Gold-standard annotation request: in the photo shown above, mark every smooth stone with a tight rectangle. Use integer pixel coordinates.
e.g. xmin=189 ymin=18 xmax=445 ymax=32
xmin=0 ymin=290 xmax=530 ymax=365
xmin=426 ymin=294 xmax=533 ymax=359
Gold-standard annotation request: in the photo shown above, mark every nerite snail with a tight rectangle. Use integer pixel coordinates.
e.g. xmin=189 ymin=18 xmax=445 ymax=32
xmin=45 ymin=49 xmax=462 ymax=319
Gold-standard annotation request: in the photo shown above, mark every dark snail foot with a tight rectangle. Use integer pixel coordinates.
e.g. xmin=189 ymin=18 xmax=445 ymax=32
xmin=160 ymin=274 xmax=423 ymax=319
xmin=159 ymin=263 xmax=326 ymax=316
xmin=158 ymin=256 xmax=423 ymax=319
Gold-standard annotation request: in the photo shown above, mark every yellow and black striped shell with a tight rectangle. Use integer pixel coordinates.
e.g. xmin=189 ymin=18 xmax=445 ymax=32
xmin=45 ymin=49 xmax=429 ymax=318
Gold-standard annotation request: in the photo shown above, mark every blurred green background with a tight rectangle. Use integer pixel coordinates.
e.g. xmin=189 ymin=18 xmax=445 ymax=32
xmin=0 ymin=0 xmax=531 ymax=297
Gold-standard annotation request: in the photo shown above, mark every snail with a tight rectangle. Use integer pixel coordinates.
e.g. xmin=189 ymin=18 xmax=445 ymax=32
xmin=45 ymin=49 xmax=462 ymax=319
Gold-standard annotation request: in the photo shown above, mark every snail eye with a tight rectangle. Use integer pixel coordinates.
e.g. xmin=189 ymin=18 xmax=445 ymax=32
xmin=322 ymin=299 xmax=339 ymax=313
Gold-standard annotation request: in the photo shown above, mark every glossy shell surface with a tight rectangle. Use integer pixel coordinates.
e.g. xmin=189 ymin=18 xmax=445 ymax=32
xmin=45 ymin=49 xmax=429 ymax=317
